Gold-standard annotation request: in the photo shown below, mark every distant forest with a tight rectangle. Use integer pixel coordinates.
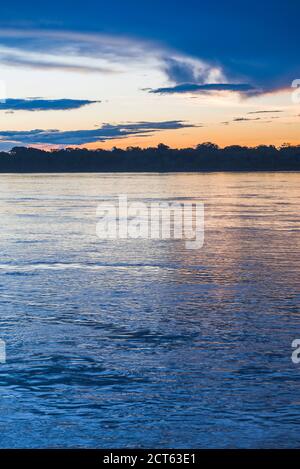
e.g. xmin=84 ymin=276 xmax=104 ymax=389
xmin=1 ymin=143 xmax=300 ymax=172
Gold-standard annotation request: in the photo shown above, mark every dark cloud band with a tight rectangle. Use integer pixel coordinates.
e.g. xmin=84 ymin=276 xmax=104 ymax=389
xmin=149 ymin=83 xmax=257 ymax=95
xmin=0 ymin=98 xmax=100 ymax=111
xmin=0 ymin=120 xmax=194 ymax=146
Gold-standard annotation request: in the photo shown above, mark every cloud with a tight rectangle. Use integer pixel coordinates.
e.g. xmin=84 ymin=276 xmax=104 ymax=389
xmin=163 ymin=58 xmax=199 ymax=84
xmin=247 ymin=110 xmax=283 ymax=114
xmin=0 ymin=121 xmax=195 ymax=147
xmin=151 ymin=55 xmax=265 ymax=97
xmin=161 ymin=56 xmax=225 ymax=85
xmin=0 ymin=98 xmax=100 ymax=111
xmin=0 ymin=28 xmax=279 ymax=99
xmin=149 ymin=83 xmax=257 ymax=95
xmin=0 ymin=29 xmax=157 ymax=74
xmin=0 ymin=54 xmax=116 ymax=74
xmin=221 ymin=115 xmax=277 ymax=125
xmin=221 ymin=113 xmax=271 ymax=125
xmin=233 ymin=117 xmax=261 ymax=122
xmin=0 ymin=28 xmax=255 ymax=96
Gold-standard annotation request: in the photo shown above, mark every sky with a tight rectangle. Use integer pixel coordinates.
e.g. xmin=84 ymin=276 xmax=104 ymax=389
xmin=0 ymin=0 xmax=299 ymax=150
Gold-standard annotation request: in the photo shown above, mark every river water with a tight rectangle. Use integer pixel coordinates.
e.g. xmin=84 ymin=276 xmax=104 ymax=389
xmin=0 ymin=172 xmax=299 ymax=448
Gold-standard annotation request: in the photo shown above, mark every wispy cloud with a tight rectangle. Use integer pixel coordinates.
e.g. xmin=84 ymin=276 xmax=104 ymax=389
xmin=233 ymin=117 xmax=261 ymax=122
xmin=0 ymin=98 xmax=100 ymax=111
xmin=0 ymin=29 xmax=158 ymax=74
xmin=247 ymin=110 xmax=283 ymax=114
xmin=0 ymin=121 xmax=195 ymax=146
xmin=0 ymin=55 xmax=116 ymax=74
xmin=221 ymin=115 xmax=277 ymax=125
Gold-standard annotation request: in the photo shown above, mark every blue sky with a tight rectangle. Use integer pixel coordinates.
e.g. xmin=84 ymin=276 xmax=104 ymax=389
xmin=0 ymin=0 xmax=298 ymax=149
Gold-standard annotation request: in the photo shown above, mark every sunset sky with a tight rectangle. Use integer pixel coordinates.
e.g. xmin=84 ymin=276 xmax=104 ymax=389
xmin=0 ymin=0 xmax=299 ymax=150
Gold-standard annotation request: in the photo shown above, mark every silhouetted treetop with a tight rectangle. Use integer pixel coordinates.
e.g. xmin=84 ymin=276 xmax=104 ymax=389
xmin=1 ymin=143 xmax=299 ymax=172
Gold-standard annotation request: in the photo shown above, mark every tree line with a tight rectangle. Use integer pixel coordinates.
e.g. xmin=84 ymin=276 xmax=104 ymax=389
xmin=0 ymin=143 xmax=300 ymax=172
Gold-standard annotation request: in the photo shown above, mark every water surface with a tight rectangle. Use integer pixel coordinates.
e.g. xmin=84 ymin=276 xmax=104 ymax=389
xmin=0 ymin=172 xmax=299 ymax=448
